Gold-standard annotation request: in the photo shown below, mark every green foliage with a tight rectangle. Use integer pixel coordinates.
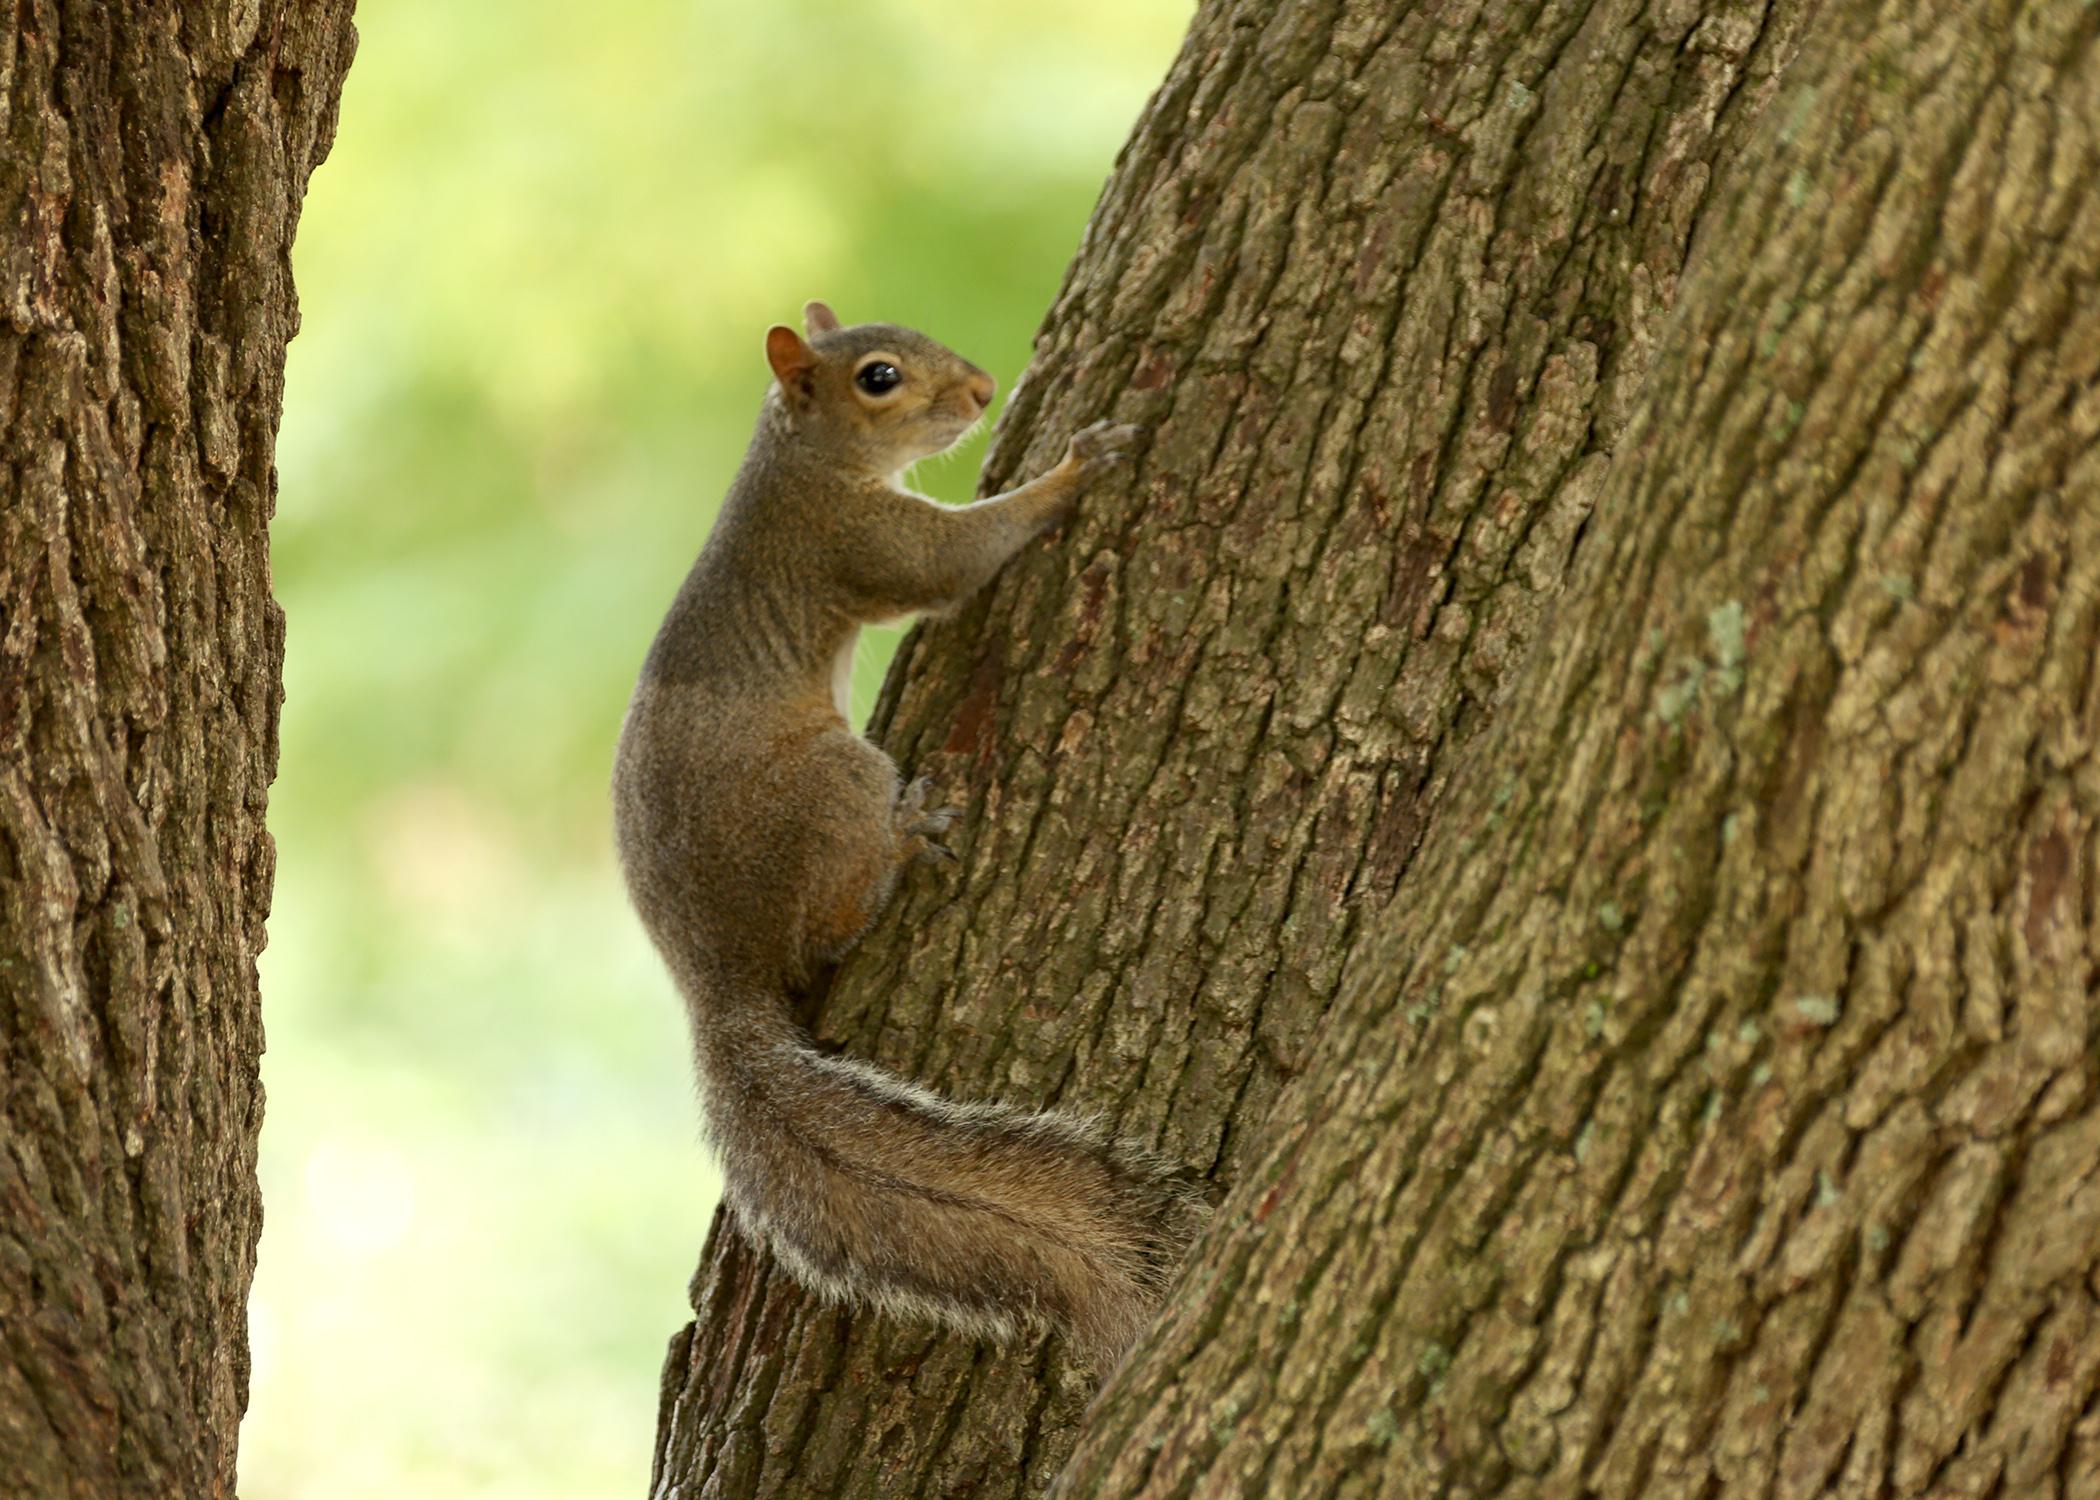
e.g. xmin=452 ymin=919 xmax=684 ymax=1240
xmin=242 ymin=3 xmax=1186 ymax=1495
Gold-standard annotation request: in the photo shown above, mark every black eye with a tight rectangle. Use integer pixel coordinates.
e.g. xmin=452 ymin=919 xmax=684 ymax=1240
xmin=855 ymin=361 xmax=902 ymax=395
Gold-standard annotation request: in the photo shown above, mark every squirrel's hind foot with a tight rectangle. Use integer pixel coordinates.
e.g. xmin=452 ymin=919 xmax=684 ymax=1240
xmin=897 ymin=775 xmax=963 ymax=865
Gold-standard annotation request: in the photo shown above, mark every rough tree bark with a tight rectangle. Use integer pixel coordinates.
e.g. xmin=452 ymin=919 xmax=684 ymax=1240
xmin=647 ymin=1 xmax=1844 ymax=1495
xmin=1067 ymin=0 xmax=2100 ymax=1495
xmin=0 ymin=6 xmax=354 ymax=1498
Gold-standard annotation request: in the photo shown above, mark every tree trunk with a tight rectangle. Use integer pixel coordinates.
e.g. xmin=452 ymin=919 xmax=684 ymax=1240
xmin=648 ymin=1 xmax=1832 ymax=1494
xmin=1065 ymin=0 xmax=2100 ymax=1495
xmin=0 ymin=6 xmax=354 ymax=1497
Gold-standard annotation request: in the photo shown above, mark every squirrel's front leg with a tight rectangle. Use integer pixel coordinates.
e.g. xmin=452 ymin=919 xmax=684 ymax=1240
xmin=841 ymin=422 xmax=1142 ymax=622
xmin=891 ymin=421 xmax=1141 ymax=612
xmin=978 ymin=420 xmax=1142 ymax=531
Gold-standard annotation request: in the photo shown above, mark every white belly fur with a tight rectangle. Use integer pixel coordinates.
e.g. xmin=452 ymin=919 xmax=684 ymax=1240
xmin=831 ymin=629 xmax=859 ymax=724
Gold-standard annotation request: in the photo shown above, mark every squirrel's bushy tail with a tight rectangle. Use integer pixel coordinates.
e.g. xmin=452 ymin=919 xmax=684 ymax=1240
xmin=694 ymin=990 xmax=1205 ymax=1371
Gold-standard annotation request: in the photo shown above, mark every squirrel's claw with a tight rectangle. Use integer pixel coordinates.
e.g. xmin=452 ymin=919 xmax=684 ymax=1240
xmin=915 ymin=838 xmax=959 ymax=866
xmin=897 ymin=776 xmax=963 ymax=860
xmin=1066 ymin=420 xmax=1142 ymax=482
xmin=911 ymin=806 xmax=962 ymax=835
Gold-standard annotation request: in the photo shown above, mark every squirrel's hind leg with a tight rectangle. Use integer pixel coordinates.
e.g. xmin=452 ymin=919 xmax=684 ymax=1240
xmin=788 ymin=735 xmax=959 ymax=975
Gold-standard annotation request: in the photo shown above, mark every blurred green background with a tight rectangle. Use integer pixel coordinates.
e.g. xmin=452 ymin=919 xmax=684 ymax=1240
xmin=241 ymin=3 xmax=1186 ymax=1496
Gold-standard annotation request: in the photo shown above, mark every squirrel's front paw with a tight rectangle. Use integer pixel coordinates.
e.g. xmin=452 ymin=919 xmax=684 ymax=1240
xmin=1064 ymin=421 xmax=1142 ymax=484
xmin=896 ymin=775 xmax=962 ymax=865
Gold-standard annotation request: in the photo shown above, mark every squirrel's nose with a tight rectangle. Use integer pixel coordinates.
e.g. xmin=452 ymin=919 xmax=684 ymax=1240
xmin=967 ymin=370 xmax=995 ymax=411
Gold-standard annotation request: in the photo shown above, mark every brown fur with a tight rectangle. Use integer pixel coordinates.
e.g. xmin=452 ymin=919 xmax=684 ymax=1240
xmin=612 ymin=304 xmax=1200 ymax=1371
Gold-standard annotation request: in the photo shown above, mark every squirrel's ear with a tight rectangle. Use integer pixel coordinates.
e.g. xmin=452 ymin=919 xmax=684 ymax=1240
xmin=803 ymin=300 xmax=841 ymax=335
xmin=765 ymin=325 xmax=818 ymax=395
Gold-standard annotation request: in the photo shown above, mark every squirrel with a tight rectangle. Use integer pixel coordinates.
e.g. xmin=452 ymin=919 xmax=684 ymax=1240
xmin=612 ymin=301 xmax=1203 ymax=1372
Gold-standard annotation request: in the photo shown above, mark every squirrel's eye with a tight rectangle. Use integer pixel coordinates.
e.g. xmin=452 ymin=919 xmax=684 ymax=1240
xmin=855 ymin=361 xmax=902 ymax=395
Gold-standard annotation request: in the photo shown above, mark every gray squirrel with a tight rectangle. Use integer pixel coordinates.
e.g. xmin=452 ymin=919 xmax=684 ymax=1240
xmin=612 ymin=302 xmax=1202 ymax=1369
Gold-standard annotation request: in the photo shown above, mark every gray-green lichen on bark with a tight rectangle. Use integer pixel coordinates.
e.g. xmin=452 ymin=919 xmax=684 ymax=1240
xmin=1065 ymin=0 xmax=2100 ymax=1494
xmin=649 ymin=1 xmax=1833 ymax=1494
xmin=0 ymin=5 xmax=355 ymax=1496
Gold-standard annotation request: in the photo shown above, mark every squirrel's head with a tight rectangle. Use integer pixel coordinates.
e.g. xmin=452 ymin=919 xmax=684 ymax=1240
xmin=762 ymin=301 xmax=996 ymax=476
